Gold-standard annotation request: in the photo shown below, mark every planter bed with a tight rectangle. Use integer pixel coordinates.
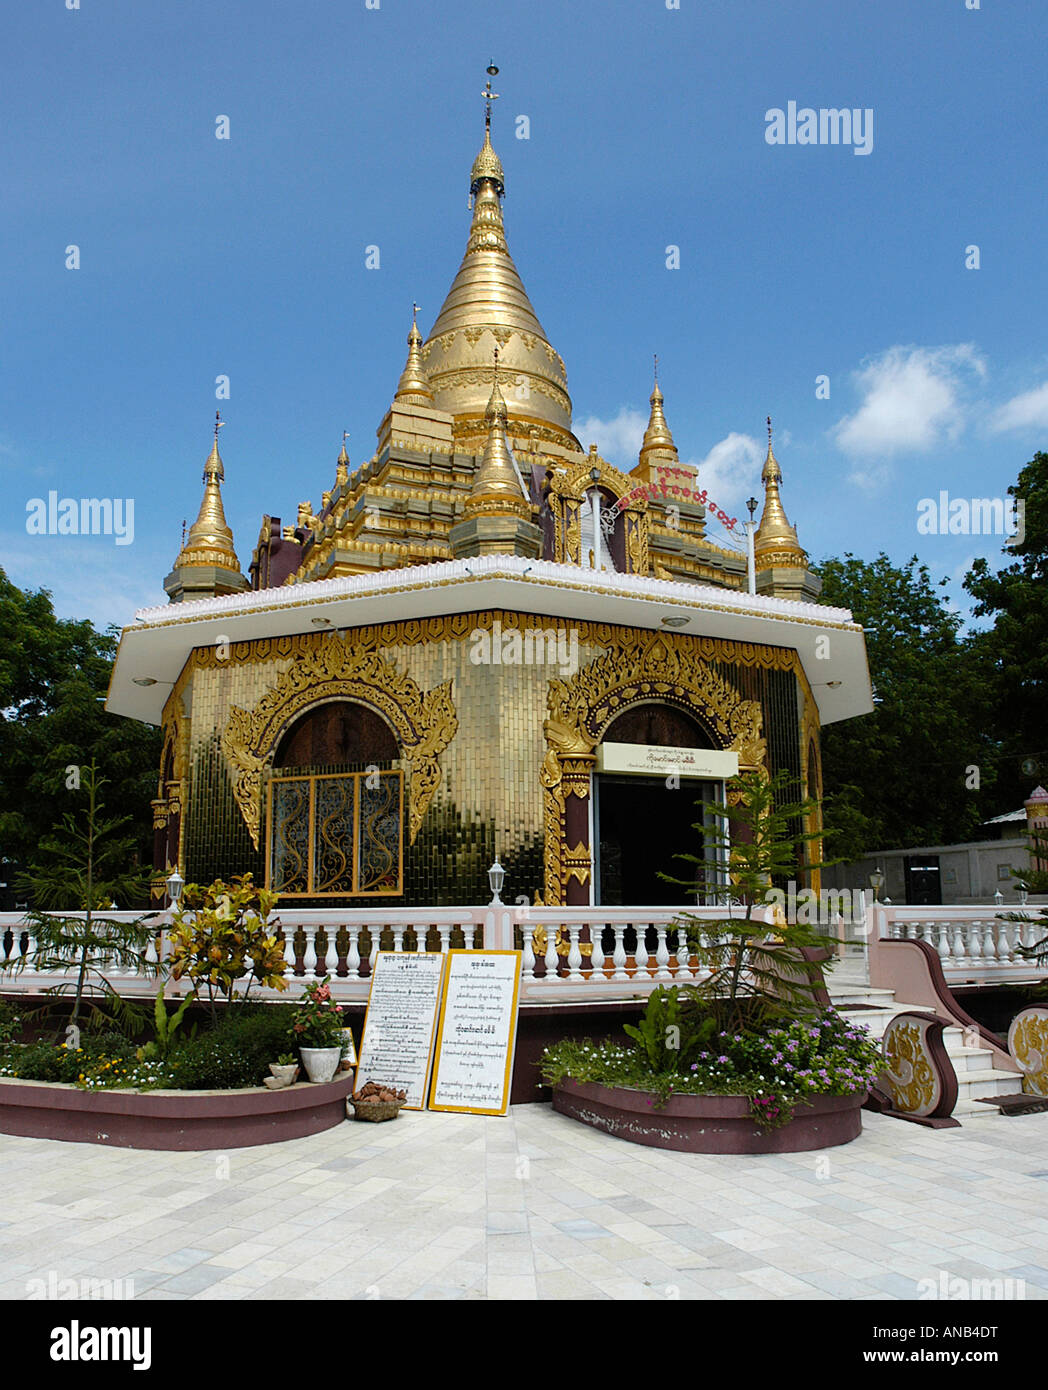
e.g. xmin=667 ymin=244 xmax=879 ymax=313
xmin=0 ymin=1073 xmax=354 ymax=1151
xmin=552 ymin=1078 xmax=865 ymax=1154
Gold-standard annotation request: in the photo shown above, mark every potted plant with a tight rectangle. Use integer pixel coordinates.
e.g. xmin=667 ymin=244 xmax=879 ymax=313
xmin=289 ymin=976 xmax=345 ymax=1083
xmin=539 ymin=770 xmax=883 ymax=1153
xmin=265 ymin=1052 xmax=300 ymax=1089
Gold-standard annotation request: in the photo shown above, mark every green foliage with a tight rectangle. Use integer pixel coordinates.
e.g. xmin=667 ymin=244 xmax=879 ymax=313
xmin=815 ymin=552 xmax=992 ymax=858
xmin=540 ymin=1009 xmax=883 ymax=1124
xmin=167 ymin=1005 xmax=296 ymax=1090
xmin=0 ymin=567 xmax=160 ymax=891
xmin=0 ymin=1001 xmax=21 ymax=1048
xmin=965 ymin=451 xmax=1048 ymax=810
xmin=142 ymin=987 xmax=197 ymax=1061
xmin=622 ymin=986 xmax=715 ymax=1076
xmin=288 ymin=976 xmax=345 ymax=1048
xmin=5 ymin=764 xmax=161 ymax=1034
xmin=662 ymin=769 xmax=838 ymax=1036
xmin=167 ymin=874 xmax=286 ymax=1021
xmin=0 ymin=1032 xmax=140 ymax=1086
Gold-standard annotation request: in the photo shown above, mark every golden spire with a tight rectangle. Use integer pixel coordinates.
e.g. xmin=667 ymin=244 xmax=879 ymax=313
xmin=464 ymin=349 xmax=531 ymax=519
xmin=395 ymin=303 xmax=433 ymax=404
xmin=172 ymin=412 xmax=243 ymax=575
xmin=336 ymin=431 xmax=350 ymax=486
xmin=423 ymin=63 xmax=575 ymax=451
xmin=639 ymin=355 xmax=680 ymax=473
xmin=754 ymin=416 xmax=806 ymax=566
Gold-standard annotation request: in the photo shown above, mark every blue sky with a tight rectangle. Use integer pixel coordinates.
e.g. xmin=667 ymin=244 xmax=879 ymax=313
xmin=2 ymin=0 xmax=1044 ymax=631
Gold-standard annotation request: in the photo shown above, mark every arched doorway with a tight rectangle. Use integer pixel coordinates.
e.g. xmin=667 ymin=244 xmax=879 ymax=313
xmin=594 ymin=703 xmax=726 ymax=905
xmin=267 ymin=700 xmax=403 ymax=898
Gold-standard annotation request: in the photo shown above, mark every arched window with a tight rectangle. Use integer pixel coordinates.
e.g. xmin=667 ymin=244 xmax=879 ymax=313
xmin=267 ymin=701 xmax=403 ymax=898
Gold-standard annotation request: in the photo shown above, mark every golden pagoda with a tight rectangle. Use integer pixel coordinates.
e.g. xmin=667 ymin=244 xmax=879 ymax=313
xmin=111 ymin=65 xmax=872 ymax=913
xmin=163 ymin=413 xmax=249 ymax=603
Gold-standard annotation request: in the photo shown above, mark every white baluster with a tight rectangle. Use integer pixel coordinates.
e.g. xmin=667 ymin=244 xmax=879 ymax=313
xmin=983 ymin=918 xmax=997 ymax=963
xmin=368 ymin=926 xmax=380 ymax=974
xmin=967 ymin=919 xmax=983 ymax=964
xmin=283 ymin=926 xmax=298 ymax=978
xmin=675 ymin=927 xmax=691 ymax=979
xmin=936 ymin=921 xmax=952 ymax=969
xmin=654 ymin=926 xmax=671 ymax=980
xmin=522 ymin=926 xmax=536 ymax=981
xmin=392 ymin=927 xmax=404 ymax=954
xmin=588 ymin=922 xmax=605 ymax=980
xmin=634 ymin=923 xmax=650 ymax=979
xmin=995 ymin=917 xmax=1012 ymax=964
xmin=566 ymin=927 xmax=583 ymax=982
xmin=304 ymin=925 xmax=320 ymax=977
xmin=544 ymin=924 xmax=559 ymax=982
xmin=951 ymin=919 xmax=965 ymax=965
xmin=346 ymin=926 xmax=361 ymax=980
xmin=463 ymin=920 xmax=476 ymax=950
xmin=611 ymin=927 xmax=628 ymax=982
xmin=144 ymin=926 xmax=160 ymax=975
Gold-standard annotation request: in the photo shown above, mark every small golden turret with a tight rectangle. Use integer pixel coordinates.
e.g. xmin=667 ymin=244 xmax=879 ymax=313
xmin=754 ymin=417 xmax=806 ymax=569
xmin=395 ymin=305 xmax=433 ymax=405
xmin=638 ymin=358 xmax=680 ymax=476
xmin=336 ymin=433 xmax=350 ymax=487
xmin=464 ymin=353 xmax=530 ymax=520
xmin=163 ymin=412 xmax=248 ymax=602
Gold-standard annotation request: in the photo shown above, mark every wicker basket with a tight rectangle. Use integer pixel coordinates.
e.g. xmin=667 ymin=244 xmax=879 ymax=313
xmin=349 ymin=1098 xmax=406 ymax=1123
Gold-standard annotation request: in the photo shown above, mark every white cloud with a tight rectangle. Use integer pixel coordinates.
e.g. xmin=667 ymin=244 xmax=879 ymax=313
xmin=990 ymin=380 xmax=1048 ymax=433
xmin=833 ymin=344 xmax=987 ymax=466
xmin=693 ymin=433 xmax=762 ymax=510
xmin=573 ymin=407 xmax=647 ymax=466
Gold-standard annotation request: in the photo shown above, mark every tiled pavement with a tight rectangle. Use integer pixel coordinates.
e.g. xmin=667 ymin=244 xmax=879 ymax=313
xmin=1 ymin=1105 xmax=1047 ymax=1301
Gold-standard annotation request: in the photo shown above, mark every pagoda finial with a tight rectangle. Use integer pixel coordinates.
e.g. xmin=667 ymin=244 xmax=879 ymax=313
xmin=639 ymin=359 xmax=678 ymax=473
xmin=204 ymin=410 xmax=225 ymax=481
xmin=755 ymin=415 xmax=804 ymax=563
xmin=395 ymin=303 xmax=433 ymax=404
xmin=165 ymin=413 xmax=246 ymax=598
xmin=463 ymin=345 xmax=528 ymax=519
xmin=336 ymin=431 xmax=350 ymax=485
xmin=483 ymin=61 xmax=499 ymax=133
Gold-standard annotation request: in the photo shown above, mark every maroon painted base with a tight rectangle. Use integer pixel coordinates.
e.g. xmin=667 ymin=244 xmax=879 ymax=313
xmin=553 ymin=1079 xmax=865 ymax=1154
xmin=0 ymin=1074 xmax=354 ymax=1150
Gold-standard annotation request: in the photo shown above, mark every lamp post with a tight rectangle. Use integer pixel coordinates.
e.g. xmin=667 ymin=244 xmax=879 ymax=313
xmin=745 ymin=496 xmax=758 ymax=595
xmin=166 ymin=868 xmax=184 ymax=909
xmin=487 ymin=857 xmax=505 ymax=906
xmin=994 ymin=889 xmax=1004 ymax=906
xmin=869 ymin=867 xmax=885 ymax=904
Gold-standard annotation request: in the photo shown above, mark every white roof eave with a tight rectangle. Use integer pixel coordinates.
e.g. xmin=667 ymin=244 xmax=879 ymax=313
xmin=107 ymin=556 xmax=874 ymax=728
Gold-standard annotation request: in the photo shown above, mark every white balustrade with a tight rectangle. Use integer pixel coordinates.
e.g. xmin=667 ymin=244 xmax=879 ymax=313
xmin=521 ymin=926 xmax=536 ymax=981
xmin=589 ymin=923 xmax=605 ymax=979
xmin=611 ymin=926 xmax=628 ymax=982
xmin=633 ymin=923 xmax=650 ymax=979
xmin=346 ymin=925 xmax=361 ymax=979
xmin=654 ymin=926 xmax=672 ymax=980
xmin=676 ymin=927 xmax=692 ymax=979
xmin=544 ymin=924 xmax=559 ymax=982
xmin=566 ymin=927 xmax=583 ymax=982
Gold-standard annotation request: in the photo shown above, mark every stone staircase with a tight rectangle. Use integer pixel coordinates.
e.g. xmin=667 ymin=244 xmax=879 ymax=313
xmin=828 ymin=952 xmax=1024 ymax=1120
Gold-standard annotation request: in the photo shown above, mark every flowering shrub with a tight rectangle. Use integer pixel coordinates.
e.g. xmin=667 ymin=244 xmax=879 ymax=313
xmin=289 ymin=977 xmax=344 ymax=1048
xmin=540 ymin=1006 xmax=882 ymax=1128
xmin=167 ymin=874 xmax=286 ymax=1021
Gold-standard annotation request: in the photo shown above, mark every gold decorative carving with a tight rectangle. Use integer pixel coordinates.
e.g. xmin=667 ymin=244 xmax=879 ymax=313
xmin=882 ymin=1019 xmax=937 ymax=1114
xmin=1009 ymin=1009 xmax=1048 ymax=1098
xmin=220 ymin=633 xmax=457 ymax=851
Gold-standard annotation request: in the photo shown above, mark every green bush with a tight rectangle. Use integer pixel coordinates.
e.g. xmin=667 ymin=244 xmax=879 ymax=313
xmin=166 ymin=1004 xmax=295 ymax=1090
xmin=0 ymin=1032 xmax=138 ymax=1084
xmin=0 ymin=1001 xmax=21 ymax=1050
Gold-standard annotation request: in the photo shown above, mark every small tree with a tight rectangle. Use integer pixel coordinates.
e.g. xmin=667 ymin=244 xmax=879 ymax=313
xmin=660 ymin=768 xmax=838 ymax=1035
xmin=999 ymin=830 xmax=1048 ymax=971
xmin=167 ymin=874 xmax=287 ymax=1023
xmin=5 ymin=763 xmax=160 ymax=1035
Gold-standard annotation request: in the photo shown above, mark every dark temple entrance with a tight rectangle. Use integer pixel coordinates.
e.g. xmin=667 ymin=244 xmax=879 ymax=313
xmin=595 ymin=775 xmax=724 ymax=906
xmin=594 ymin=702 xmax=724 ymax=907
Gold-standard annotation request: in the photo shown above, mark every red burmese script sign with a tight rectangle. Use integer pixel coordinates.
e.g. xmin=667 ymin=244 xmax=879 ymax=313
xmin=609 ymin=470 xmax=739 ymax=531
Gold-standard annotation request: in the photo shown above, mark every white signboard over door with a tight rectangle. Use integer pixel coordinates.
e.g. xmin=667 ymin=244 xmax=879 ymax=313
xmin=596 ymin=743 xmax=740 ymax=780
xmin=428 ymin=951 xmax=522 ymax=1116
xmin=356 ymin=951 xmax=446 ymax=1110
